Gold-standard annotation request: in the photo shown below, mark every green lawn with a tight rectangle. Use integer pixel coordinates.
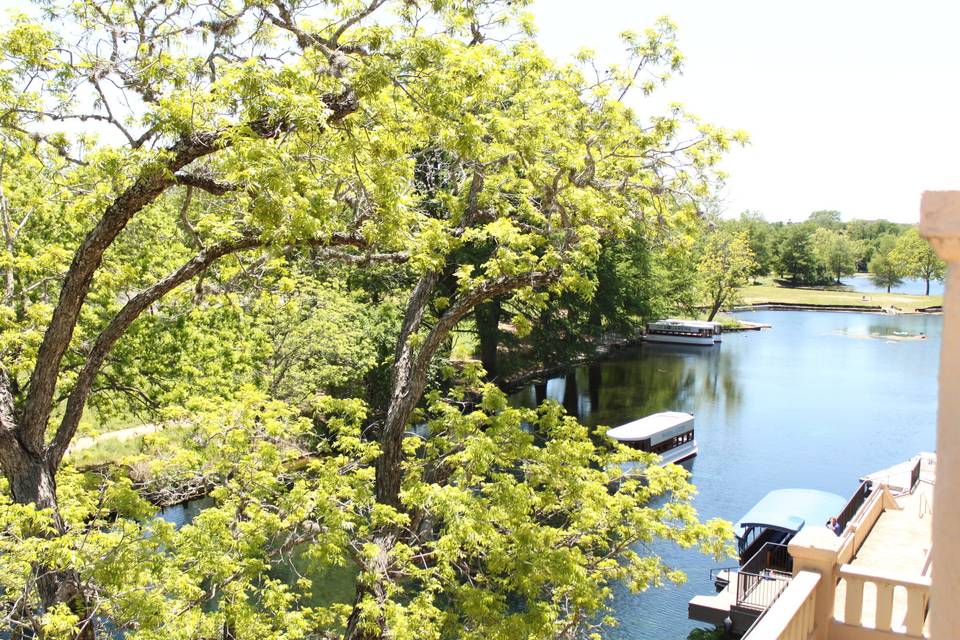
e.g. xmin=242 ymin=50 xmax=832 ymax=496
xmin=66 ymin=424 xmax=193 ymax=469
xmin=740 ymin=277 xmax=942 ymax=311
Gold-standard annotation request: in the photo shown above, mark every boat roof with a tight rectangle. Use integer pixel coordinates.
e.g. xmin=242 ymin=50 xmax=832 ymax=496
xmin=605 ymin=411 xmax=693 ymax=441
xmin=649 ymin=319 xmax=720 ymax=328
xmin=734 ymin=489 xmax=847 ymax=537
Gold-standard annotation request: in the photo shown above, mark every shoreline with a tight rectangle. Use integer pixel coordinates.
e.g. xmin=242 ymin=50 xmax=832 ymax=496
xmin=734 ymin=301 xmax=942 ymax=315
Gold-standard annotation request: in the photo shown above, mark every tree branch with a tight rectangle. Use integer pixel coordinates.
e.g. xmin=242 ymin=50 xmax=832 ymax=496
xmin=20 ymin=130 xmax=223 ymax=454
xmin=47 ymin=230 xmax=388 ymax=466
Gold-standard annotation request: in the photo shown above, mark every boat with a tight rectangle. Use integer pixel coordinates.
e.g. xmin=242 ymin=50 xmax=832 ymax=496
xmin=733 ymin=488 xmax=847 ymax=563
xmin=707 ymin=488 xmax=847 ymax=590
xmin=644 ymin=319 xmax=722 ymax=346
xmin=605 ymin=411 xmax=698 ymax=465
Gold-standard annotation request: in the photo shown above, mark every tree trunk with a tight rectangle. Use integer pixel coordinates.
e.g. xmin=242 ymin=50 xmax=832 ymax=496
xmin=926 ymin=278 xmax=931 ymax=296
xmin=375 ymin=272 xmax=439 ymax=508
xmin=5 ymin=456 xmax=59 ymax=513
xmin=0 ymin=447 xmax=96 ymax=640
xmin=474 ymin=299 xmax=501 ymax=380
xmin=706 ymin=296 xmax=723 ymax=322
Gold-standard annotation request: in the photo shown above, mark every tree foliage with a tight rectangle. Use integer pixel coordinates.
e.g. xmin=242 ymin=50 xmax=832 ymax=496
xmin=697 ymin=230 xmax=756 ymax=321
xmin=811 ymin=228 xmax=858 ymax=284
xmin=891 ymin=227 xmax=945 ymax=295
xmin=868 ymin=235 xmax=906 ymax=293
xmin=0 ymin=1 xmax=740 ymax=638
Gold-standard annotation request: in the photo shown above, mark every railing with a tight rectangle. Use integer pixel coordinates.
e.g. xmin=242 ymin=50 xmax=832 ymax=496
xmin=836 ymin=481 xmax=872 ymax=532
xmin=839 ymin=564 xmax=931 ymax=636
xmin=910 ymin=456 xmax=922 ymax=491
xmin=742 ymin=571 xmax=820 ymax=640
xmin=737 ymin=543 xmax=793 ymax=611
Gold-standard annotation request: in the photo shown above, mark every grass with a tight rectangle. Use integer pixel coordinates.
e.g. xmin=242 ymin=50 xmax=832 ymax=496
xmin=66 ymin=424 xmax=193 ymax=469
xmin=740 ymin=276 xmax=942 ymax=311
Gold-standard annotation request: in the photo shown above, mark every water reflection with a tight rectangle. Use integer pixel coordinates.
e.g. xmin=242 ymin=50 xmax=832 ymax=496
xmin=512 ymin=341 xmax=742 ymax=429
xmin=511 ymin=310 xmax=940 ymax=640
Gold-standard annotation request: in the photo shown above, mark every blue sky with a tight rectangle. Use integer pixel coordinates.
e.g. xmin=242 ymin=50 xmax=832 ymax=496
xmin=531 ymin=0 xmax=960 ymax=223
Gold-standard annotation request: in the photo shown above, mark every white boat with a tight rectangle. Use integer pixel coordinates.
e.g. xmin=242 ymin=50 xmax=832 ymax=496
xmin=644 ymin=319 xmax=722 ymax=345
xmin=605 ymin=411 xmax=698 ymax=465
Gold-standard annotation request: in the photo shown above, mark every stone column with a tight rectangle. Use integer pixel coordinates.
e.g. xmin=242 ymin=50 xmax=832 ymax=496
xmin=920 ymin=191 xmax=960 ymax=640
xmin=788 ymin=527 xmax=843 ymax=640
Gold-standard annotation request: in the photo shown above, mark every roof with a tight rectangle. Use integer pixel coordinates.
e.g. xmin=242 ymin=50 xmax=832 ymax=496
xmin=649 ymin=319 xmax=720 ymax=329
xmin=734 ymin=489 xmax=847 ymax=537
xmin=605 ymin=411 xmax=694 ymax=442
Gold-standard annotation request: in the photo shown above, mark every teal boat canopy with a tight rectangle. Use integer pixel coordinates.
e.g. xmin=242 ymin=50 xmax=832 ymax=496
xmin=734 ymin=489 xmax=847 ymax=537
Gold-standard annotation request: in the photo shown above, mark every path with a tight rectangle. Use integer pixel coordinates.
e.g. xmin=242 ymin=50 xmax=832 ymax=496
xmin=67 ymin=422 xmax=164 ymax=453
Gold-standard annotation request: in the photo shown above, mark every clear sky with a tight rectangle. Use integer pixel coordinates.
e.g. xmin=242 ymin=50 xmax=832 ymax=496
xmin=530 ymin=0 xmax=960 ymax=223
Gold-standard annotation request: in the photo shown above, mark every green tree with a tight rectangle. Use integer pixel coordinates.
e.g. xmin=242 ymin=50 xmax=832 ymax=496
xmin=773 ymin=224 xmax=822 ymax=284
xmin=812 ymin=228 xmax=858 ymax=284
xmin=807 ymin=209 xmax=843 ymax=229
xmin=698 ymin=230 xmax=756 ymax=321
xmin=891 ymin=227 xmax=945 ymax=295
xmin=730 ymin=211 xmax=774 ymax=277
xmin=0 ymin=2 xmax=739 ymax=639
xmin=869 ymin=235 xmax=906 ymax=293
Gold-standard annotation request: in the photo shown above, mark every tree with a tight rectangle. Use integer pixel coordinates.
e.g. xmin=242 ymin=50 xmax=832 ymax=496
xmin=0 ymin=2 xmax=739 ymax=639
xmin=892 ymin=227 xmax=946 ymax=295
xmin=730 ymin=211 xmax=774 ymax=278
xmin=806 ymin=209 xmax=843 ymax=230
xmin=869 ymin=236 xmax=906 ymax=293
xmin=773 ymin=224 xmax=822 ymax=285
xmin=811 ymin=228 xmax=858 ymax=284
xmin=698 ymin=230 xmax=756 ymax=321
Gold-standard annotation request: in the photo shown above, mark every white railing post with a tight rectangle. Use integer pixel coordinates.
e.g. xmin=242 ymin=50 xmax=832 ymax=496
xmin=920 ymin=192 xmax=960 ymax=639
xmin=843 ymin=573 xmax=864 ymax=626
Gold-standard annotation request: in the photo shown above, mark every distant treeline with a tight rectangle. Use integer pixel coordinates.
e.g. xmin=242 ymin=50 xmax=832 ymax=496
xmin=719 ymin=210 xmax=944 ymax=294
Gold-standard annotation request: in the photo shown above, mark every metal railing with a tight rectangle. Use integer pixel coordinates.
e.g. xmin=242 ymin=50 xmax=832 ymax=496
xmin=836 ymin=481 xmax=871 ymax=531
xmin=910 ymin=456 xmax=922 ymax=491
xmin=736 ymin=542 xmax=793 ymax=611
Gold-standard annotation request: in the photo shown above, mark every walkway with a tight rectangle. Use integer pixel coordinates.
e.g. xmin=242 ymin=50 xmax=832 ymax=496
xmin=835 ymin=456 xmax=935 ymax=633
xmin=67 ymin=422 xmax=163 ymax=453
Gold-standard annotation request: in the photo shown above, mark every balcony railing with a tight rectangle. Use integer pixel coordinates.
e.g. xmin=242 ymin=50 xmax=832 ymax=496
xmin=839 ymin=564 xmax=930 ymax=636
xmin=836 ymin=481 xmax=872 ymax=532
xmin=741 ymin=571 xmax=820 ymax=640
xmin=736 ymin=542 xmax=793 ymax=611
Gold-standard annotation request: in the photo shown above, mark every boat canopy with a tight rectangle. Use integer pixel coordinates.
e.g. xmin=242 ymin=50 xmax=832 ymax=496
xmin=648 ymin=319 xmax=720 ymax=330
xmin=734 ymin=489 xmax=847 ymax=537
xmin=606 ymin=411 xmax=694 ymax=444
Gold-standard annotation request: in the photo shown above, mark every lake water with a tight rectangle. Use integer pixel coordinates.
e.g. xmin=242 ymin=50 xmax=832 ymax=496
xmin=161 ymin=310 xmax=941 ymax=639
xmin=510 ymin=310 xmax=941 ymax=639
xmin=841 ymin=274 xmax=943 ymax=297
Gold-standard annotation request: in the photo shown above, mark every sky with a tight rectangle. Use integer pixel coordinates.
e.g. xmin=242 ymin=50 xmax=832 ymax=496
xmin=530 ymin=0 xmax=960 ymax=223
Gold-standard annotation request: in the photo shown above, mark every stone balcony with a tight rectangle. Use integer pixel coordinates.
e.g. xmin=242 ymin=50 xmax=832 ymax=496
xmin=743 ymin=454 xmax=934 ymax=640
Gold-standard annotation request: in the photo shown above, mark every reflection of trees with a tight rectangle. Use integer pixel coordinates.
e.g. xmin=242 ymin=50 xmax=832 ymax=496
xmin=513 ymin=344 xmax=742 ymax=428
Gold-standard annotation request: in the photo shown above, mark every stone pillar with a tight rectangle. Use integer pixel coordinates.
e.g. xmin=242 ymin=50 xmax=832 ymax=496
xmin=788 ymin=527 xmax=843 ymax=640
xmin=920 ymin=191 xmax=960 ymax=640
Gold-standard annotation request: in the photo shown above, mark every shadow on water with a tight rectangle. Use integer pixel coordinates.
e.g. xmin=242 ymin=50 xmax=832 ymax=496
xmin=511 ymin=310 xmax=941 ymax=640
xmin=512 ymin=341 xmax=742 ymax=430
xmin=152 ymin=311 xmax=939 ymax=640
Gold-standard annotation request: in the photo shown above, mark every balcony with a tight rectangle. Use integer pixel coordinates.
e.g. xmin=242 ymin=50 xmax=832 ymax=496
xmin=741 ymin=454 xmax=933 ymax=640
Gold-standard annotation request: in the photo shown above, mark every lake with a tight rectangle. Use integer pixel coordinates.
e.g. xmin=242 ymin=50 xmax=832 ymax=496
xmin=160 ymin=310 xmax=941 ymax=639
xmin=510 ymin=310 xmax=941 ymax=639
xmin=841 ymin=274 xmax=943 ymax=297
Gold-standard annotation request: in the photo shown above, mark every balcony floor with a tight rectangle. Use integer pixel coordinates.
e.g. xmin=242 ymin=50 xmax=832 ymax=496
xmin=834 ymin=460 xmax=934 ymax=633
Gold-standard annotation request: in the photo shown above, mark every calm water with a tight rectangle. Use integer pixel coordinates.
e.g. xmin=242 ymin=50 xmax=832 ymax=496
xmin=841 ymin=274 xmax=943 ymax=297
xmin=161 ymin=311 xmax=940 ymax=639
xmin=511 ymin=310 xmax=941 ymax=639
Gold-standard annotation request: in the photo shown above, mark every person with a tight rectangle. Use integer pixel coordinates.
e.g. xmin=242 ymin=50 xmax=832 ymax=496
xmin=827 ymin=516 xmax=841 ymax=536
